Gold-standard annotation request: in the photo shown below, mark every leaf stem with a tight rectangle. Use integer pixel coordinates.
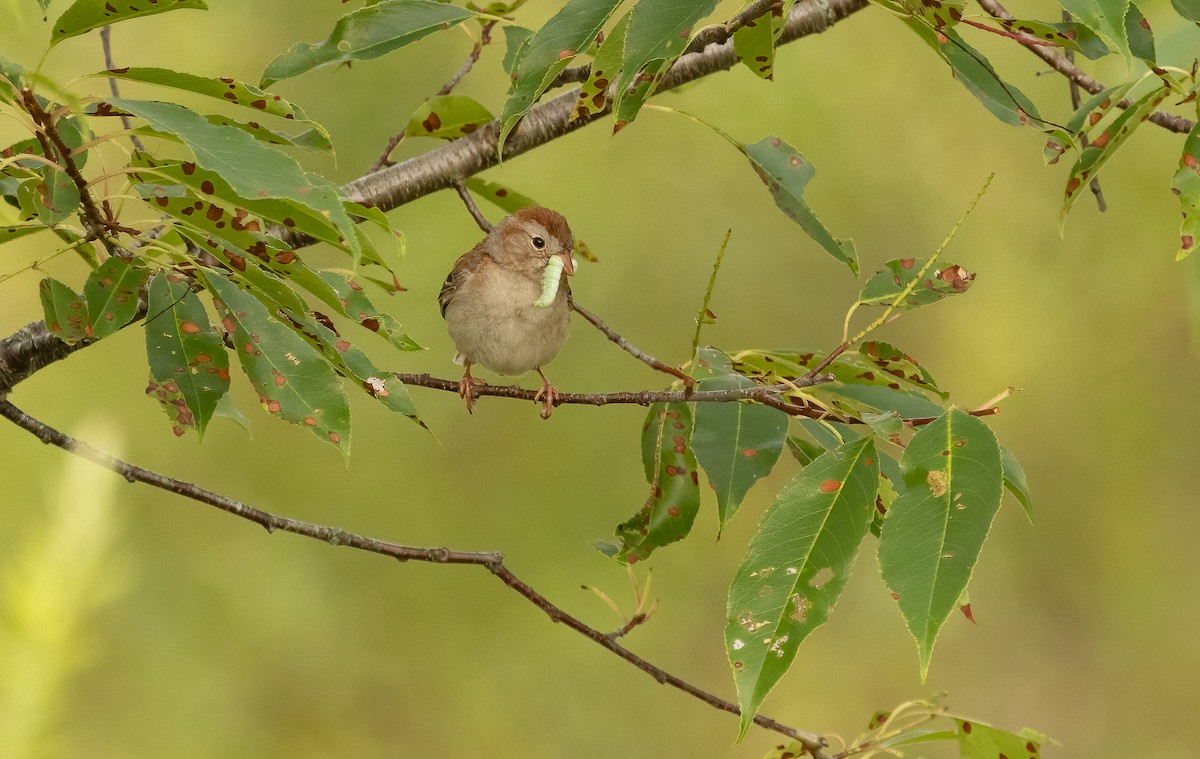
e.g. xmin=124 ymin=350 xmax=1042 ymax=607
xmin=691 ymin=229 xmax=731 ymax=356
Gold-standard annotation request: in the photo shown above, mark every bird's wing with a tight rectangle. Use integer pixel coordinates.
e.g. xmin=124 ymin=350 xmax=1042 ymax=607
xmin=438 ymin=245 xmax=488 ymax=318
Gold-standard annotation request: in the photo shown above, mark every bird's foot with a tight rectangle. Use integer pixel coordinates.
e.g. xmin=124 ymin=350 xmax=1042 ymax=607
xmin=534 ymin=369 xmax=558 ymax=419
xmin=458 ymin=364 xmax=486 ymax=413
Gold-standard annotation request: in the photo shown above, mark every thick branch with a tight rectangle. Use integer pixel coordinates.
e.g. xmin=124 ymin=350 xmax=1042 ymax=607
xmin=0 ymin=397 xmax=830 ymax=758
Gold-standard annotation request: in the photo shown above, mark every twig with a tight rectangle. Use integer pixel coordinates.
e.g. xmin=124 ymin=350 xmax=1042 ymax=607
xmin=977 ymin=0 xmax=1193 ymax=135
xmin=692 ymin=229 xmax=731 ymax=356
xmin=569 ymin=302 xmax=696 ymax=391
xmin=0 ymin=397 xmax=830 ymax=758
xmin=455 ymin=181 xmax=494 ymax=232
xmin=367 ymin=20 xmax=498 ymax=173
xmin=1061 ymin=10 xmax=1105 ymax=211
xmin=99 ymin=26 xmax=144 ymax=152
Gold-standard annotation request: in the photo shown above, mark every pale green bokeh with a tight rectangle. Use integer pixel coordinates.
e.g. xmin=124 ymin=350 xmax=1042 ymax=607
xmin=2 ymin=1 xmax=1199 ymax=757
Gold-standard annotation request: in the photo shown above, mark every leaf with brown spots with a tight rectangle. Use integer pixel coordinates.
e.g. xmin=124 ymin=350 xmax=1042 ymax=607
xmin=144 ymin=273 xmax=230 ymax=438
xmin=51 ymin=0 xmax=207 ymax=46
xmin=741 ymin=136 xmax=858 ymax=274
xmin=732 ymin=1 xmax=796 ymax=81
xmin=314 ymin=271 xmax=422 ymax=352
xmin=1171 ymin=123 xmax=1200 ymax=260
xmin=39 ymin=277 xmax=89 ymax=344
xmin=204 ymin=271 xmax=351 ymax=456
xmin=1062 ymin=79 xmax=1170 ymax=226
xmin=1041 ymin=82 xmax=1134 ymax=165
xmin=988 ymin=16 xmax=1086 ymax=54
xmin=612 ymin=402 xmax=701 ymax=564
xmin=406 ymin=95 xmax=493 ymax=140
xmin=691 ymin=348 xmax=787 ymax=529
xmin=571 ymin=12 xmax=628 ymax=122
xmin=857 ymin=258 xmax=975 ymax=310
xmin=84 ymin=256 xmax=149 ymax=340
xmin=260 ymin=0 xmax=475 ymax=87
xmin=1058 ymin=0 xmax=1133 ymax=62
xmin=726 ymin=436 xmax=878 ymax=739
xmin=956 ymin=718 xmax=1041 ymax=759
xmin=498 ymin=0 xmax=624 ymax=150
xmin=464 ymin=177 xmax=540 ymax=215
xmin=879 ymin=408 xmax=1003 ymax=679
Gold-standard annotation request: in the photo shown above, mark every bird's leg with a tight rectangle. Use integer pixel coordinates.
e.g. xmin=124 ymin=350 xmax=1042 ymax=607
xmin=534 ymin=368 xmax=559 ymax=420
xmin=458 ymin=359 xmax=484 ymax=413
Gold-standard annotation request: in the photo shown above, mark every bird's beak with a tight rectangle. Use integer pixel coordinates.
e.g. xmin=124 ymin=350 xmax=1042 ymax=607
xmin=558 ymin=249 xmax=576 ymax=276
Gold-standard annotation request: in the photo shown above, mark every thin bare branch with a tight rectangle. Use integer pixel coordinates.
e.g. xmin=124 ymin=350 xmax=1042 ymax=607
xmin=570 ymin=302 xmax=696 ymax=391
xmin=0 ymin=397 xmax=830 ymax=758
xmin=99 ymin=25 xmax=144 ymax=152
xmin=454 ymin=181 xmax=494 ymax=232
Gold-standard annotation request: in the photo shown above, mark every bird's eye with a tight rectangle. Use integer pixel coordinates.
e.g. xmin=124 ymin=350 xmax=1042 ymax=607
xmin=531 ymin=236 xmax=546 ymax=250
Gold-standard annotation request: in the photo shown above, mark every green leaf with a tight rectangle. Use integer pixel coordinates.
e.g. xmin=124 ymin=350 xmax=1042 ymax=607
xmin=785 ymin=433 xmax=824 ymax=465
xmin=1173 ymin=0 xmax=1200 ymax=25
xmin=859 ymin=341 xmax=945 ymax=398
xmin=1172 ymin=123 xmax=1200 ymax=260
xmin=957 ymin=719 xmax=1041 ymax=759
xmin=903 ymin=21 xmax=1040 ymax=127
xmin=857 ymin=258 xmax=975 ymax=309
xmin=498 ymin=0 xmax=624 ymax=149
xmin=1048 ymin=20 xmax=1113 ymax=59
xmin=98 ymin=68 xmax=326 ymax=124
xmin=260 ymin=0 xmax=474 ymax=86
xmin=51 ymin=0 xmax=207 ymax=45
xmin=614 ymin=402 xmax=701 ymax=564
xmin=1058 ymin=0 xmax=1131 ymax=61
xmin=502 ymin=25 xmax=533 ymax=74
xmin=313 ymin=271 xmax=422 ymax=351
xmin=993 ymin=17 xmax=1085 ymax=53
xmin=741 ymin=136 xmax=857 ymax=274
xmin=733 ymin=1 xmax=796 ymax=80
xmin=612 ymin=0 xmax=720 ymax=128
xmin=1000 ymin=444 xmax=1033 ymax=521
xmin=406 ymin=95 xmax=494 ymax=139
xmin=910 ymin=0 xmax=964 ymax=28
xmin=39 ymin=277 xmax=88 ymax=344
xmin=726 ymin=436 xmax=879 ymax=738
xmin=0 ymin=55 xmax=27 ymax=104
xmin=465 ymin=177 xmax=540 ymax=215
xmin=692 ymin=363 xmax=788 ymax=529
xmin=1042 ymin=83 xmax=1134 ymax=165
xmin=878 ymin=408 xmax=1003 ymax=678
xmin=111 ymin=100 xmax=360 ymax=260
xmin=83 ymin=256 xmax=149 ymax=339
xmin=572 ymin=12 xmax=629 ymax=121
xmin=1062 ymin=83 xmax=1168 ymax=224
xmin=1124 ymin=3 xmax=1154 ymax=62
xmin=204 ymin=271 xmax=352 ymax=455
xmin=144 ymin=272 xmax=230 ymax=438
xmin=20 ymin=166 xmax=79 ymax=225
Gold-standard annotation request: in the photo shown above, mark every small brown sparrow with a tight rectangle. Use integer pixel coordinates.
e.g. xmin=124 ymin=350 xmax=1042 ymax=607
xmin=439 ymin=207 xmax=576 ymax=418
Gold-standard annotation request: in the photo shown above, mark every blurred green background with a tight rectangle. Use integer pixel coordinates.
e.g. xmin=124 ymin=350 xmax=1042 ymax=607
xmin=2 ymin=0 xmax=1199 ymax=756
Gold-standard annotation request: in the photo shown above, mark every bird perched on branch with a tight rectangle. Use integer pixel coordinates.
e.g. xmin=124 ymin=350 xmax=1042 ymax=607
xmin=439 ymin=206 xmax=576 ymax=419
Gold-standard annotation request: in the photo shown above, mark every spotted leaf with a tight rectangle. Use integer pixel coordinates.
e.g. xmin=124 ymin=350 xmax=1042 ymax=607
xmin=857 ymin=258 xmax=974 ymax=310
xmin=1042 ymin=82 xmax=1134 ymax=165
xmin=464 ymin=177 xmax=540 ymax=215
xmin=957 ymin=719 xmax=1041 ymax=759
xmin=144 ymin=272 xmax=230 ymax=438
xmin=733 ymin=1 xmax=795 ymax=80
xmin=613 ymin=402 xmax=701 ymax=564
xmin=260 ymin=0 xmax=474 ymax=87
xmin=1172 ymin=123 xmax=1200 ymax=260
xmin=572 ymin=12 xmax=629 ymax=121
xmin=51 ymin=0 xmax=207 ymax=46
xmin=39 ymin=277 xmax=89 ymax=344
xmin=498 ymin=0 xmax=624 ymax=150
xmin=726 ymin=436 xmax=879 ymax=739
xmin=406 ymin=95 xmax=494 ymax=140
xmin=742 ymin=136 xmax=857 ymax=274
xmin=878 ymin=408 xmax=1003 ymax=679
xmin=1058 ymin=0 xmax=1132 ymax=62
xmin=204 ymin=271 xmax=351 ymax=455
xmin=83 ymin=256 xmax=149 ymax=339
xmin=692 ymin=350 xmax=788 ymax=529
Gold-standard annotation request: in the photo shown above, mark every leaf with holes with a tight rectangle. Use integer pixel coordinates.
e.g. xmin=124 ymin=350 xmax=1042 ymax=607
xmin=144 ymin=272 xmax=230 ymax=438
xmin=406 ymin=95 xmax=494 ymax=139
xmin=693 ymin=367 xmax=788 ymax=529
xmin=498 ymin=0 xmax=624 ymax=149
xmin=726 ymin=436 xmax=879 ymax=739
xmin=572 ymin=12 xmax=628 ymax=121
xmin=878 ymin=408 xmax=1003 ymax=679
xmin=1062 ymin=82 xmax=1168 ymax=224
xmin=611 ymin=0 xmax=720 ymax=128
xmin=1172 ymin=124 xmax=1200 ymax=260
xmin=204 ymin=272 xmax=351 ymax=455
xmin=733 ymin=0 xmax=795 ymax=80
xmin=742 ymin=136 xmax=857 ymax=274
xmin=903 ymin=21 xmax=1039 ymax=127
xmin=39 ymin=277 xmax=88 ymax=344
xmin=260 ymin=0 xmax=474 ymax=86
xmin=857 ymin=258 xmax=974 ymax=309
xmin=51 ymin=0 xmax=207 ymax=45
xmin=83 ymin=256 xmax=148 ymax=339
xmin=110 ymin=98 xmax=361 ymax=260
xmin=613 ymin=402 xmax=700 ymax=564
